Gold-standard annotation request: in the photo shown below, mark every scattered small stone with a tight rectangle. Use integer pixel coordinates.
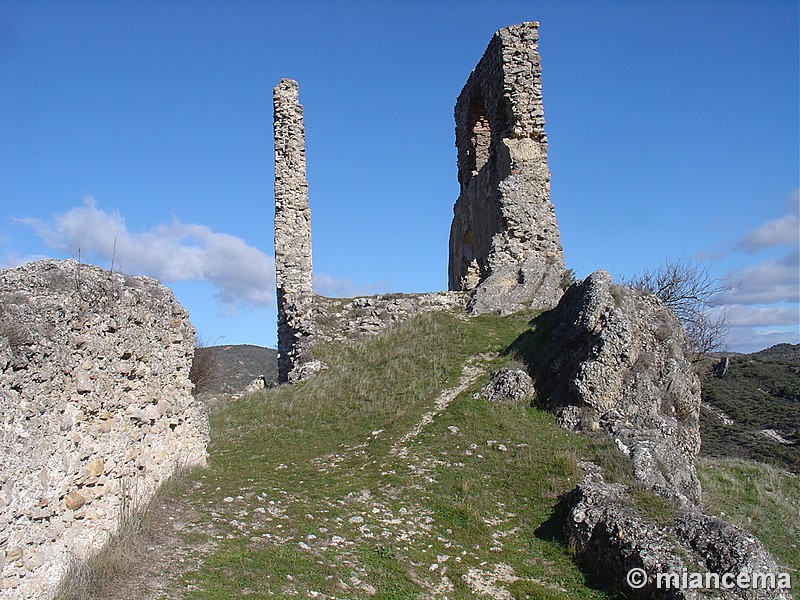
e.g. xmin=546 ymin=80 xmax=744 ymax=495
xmin=64 ymin=492 xmax=86 ymax=511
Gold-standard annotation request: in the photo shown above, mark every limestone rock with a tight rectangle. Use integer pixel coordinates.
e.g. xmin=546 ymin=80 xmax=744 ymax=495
xmin=448 ymin=22 xmax=566 ymax=314
xmin=533 ymin=270 xmax=702 ymax=506
xmin=566 ymin=479 xmax=697 ymax=599
xmin=0 ymin=259 xmax=208 ymax=599
xmin=565 ymin=478 xmax=792 ymax=599
xmin=477 ymin=368 xmax=533 ymax=405
xmin=675 ymin=512 xmax=791 ymax=599
xmin=63 ymin=493 xmax=86 ymax=511
xmin=86 ymin=459 xmax=104 ymax=477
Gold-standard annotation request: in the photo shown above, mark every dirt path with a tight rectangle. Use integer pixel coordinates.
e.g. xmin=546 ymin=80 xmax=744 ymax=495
xmin=94 ymin=355 xmax=570 ymax=599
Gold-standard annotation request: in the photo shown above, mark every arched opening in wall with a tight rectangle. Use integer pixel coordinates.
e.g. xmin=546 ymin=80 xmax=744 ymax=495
xmin=467 ymin=91 xmax=491 ymax=176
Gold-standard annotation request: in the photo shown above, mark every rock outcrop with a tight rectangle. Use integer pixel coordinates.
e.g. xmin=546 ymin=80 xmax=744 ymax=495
xmin=0 ymin=259 xmax=208 ymax=598
xmin=476 ymin=368 xmax=534 ymax=405
xmin=448 ymin=22 xmax=566 ymax=314
xmin=566 ymin=473 xmax=792 ymax=599
xmin=273 ymin=78 xmax=317 ymax=383
xmin=532 ymin=270 xmax=702 ymax=505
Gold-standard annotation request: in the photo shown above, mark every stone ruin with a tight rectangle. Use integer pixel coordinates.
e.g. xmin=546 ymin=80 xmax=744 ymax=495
xmin=273 ymin=22 xmax=568 ymax=381
xmin=273 ymin=78 xmax=317 ymax=384
xmin=448 ymin=21 xmax=566 ymax=315
xmin=0 ymin=259 xmax=208 ymax=598
xmin=271 ymin=23 xmax=791 ymax=597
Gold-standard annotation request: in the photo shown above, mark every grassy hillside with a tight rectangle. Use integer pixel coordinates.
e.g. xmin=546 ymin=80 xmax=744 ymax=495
xmin=59 ymin=312 xmax=799 ymax=599
xmin=699 ymin=457 xmax=800 ymax=590
xmin=171 ymin=310 xmax=622 ymax=599
xmin=700 ymin=352 xmax=800 ymax=472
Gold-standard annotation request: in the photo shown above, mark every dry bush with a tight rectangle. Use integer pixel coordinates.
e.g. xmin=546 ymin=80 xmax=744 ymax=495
xmin=189 ymin=344 xmax=220 ymax=394
xmin=54 ymin=481 xmax=152 ymax=600
xmin=626 ymin=258 xmax=729 ymax=358
xmin=54 ymin=471 xmax=191 ymax=600
xmin=0 ymin=304 xmax=31 ymax=351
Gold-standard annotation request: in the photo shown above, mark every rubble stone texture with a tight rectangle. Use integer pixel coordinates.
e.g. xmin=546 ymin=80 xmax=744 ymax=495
xmin=448 ymin=22 xmax=566 ymax=314
xmin=313 ymin=292 xmax=467 ymax=345
xmin=534 ymin=270 xmax=702 ymax=506
xmin=273 ymin=78 xmax=316 ymax=383
xmin=477 ymin=368 xmax=534 ymax=405
xmin=0 ymin=259 xmax=208 ymax=599
xmin=566 ymin=476 xmax=791 ymax=599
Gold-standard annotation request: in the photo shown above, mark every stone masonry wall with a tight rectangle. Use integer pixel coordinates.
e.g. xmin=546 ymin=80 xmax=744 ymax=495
xmin=449 ymin=22 xmax=566 ymax=314
xmin=273 ymin=78 xmax=316 ymax=383
xmin=314 ymin=292 xmax=467 ymax=346
xmin=0 ymin=259 xmax=208 ymax=598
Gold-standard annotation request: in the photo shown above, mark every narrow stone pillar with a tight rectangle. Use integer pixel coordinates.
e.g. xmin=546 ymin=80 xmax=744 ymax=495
xmin=273 ymin=78 xmax=315 ymax=383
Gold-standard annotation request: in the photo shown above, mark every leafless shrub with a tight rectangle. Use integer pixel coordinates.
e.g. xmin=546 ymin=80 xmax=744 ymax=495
xmin=626 ymin=258 xmax=729 ymax=358
xmin=189 ymin=343 xmax=220 ymax=394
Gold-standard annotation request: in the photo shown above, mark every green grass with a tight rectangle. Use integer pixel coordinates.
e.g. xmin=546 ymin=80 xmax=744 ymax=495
xmin=700 ymin=356 xmax=800 ymax=472
xmin=698 ymin=457 xmax=800 ymax=592
xmin=57 ymin=308 xmax=796 ymax=598
xmin=163 ymin=310 xmax=621 ymax=598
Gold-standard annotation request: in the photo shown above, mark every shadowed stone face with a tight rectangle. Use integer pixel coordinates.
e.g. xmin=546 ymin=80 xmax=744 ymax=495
xmin=449 ymin=22 xmax=566 ymax=314
xmin=273 ymin=79 xmax=315 ymax=383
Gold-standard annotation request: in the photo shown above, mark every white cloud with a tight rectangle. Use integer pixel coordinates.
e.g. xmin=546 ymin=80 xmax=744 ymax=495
xmin=737 ymin=214 xmax=798 ymax=251
xmin=721 ymin=305 xmax=799 ymax=328
xmin=712 ymin=190 xmax=799 ymax=352
xmin=724 ymin=326 xmax=799 ymax=355
xmin=719 ymin=252 xmax=800 ymax=305
xmin=19 ymin=197 xmax=275 ymax=308
xmin=736 ymin=189 xmax=799 ymax=251
xmin=1 ymin=251 xmax=48 ymax=270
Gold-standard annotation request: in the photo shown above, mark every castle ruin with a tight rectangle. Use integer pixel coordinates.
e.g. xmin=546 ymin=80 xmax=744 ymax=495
xmin=273 ymin=79 xmax=315 ymax=383
xmin=272 ymin=24 xmax=569 ymax=379
xmin=448 ymin=22 xmax=566 ymax=314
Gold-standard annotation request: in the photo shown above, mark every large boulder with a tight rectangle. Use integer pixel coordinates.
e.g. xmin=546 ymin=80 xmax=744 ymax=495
xmin=0 ymin=259 xmax=208 ymax=598
xmin=566 ymin=476 xmax=792 ymax=599
xmin=534 ymin=270 xmax=702 ymax=506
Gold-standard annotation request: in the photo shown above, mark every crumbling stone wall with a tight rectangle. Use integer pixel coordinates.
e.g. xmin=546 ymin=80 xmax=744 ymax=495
xmin=273 ymin=78 xmax=316 ymax=383
xmin=314 ymin=291 xmax=467 ymax=346
xmin=449 ymin=22 xmax=566 ymax=314
xmin=0 ymin=259 xmax=208 ymax=599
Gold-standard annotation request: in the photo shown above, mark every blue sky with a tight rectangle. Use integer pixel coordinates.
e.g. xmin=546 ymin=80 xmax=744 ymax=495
xmin=1 ymin=0 xmax=798 ymax=352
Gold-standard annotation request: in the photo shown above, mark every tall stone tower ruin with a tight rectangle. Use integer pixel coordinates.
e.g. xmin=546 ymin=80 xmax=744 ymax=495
xmin=273 ymin=78 xmax=315 ymax=383
xmin=448 ymin=22 xmax=566 ymax=314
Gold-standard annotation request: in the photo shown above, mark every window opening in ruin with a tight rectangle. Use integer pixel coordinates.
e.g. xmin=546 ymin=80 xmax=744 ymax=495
xmin=467 ymin=91 xmax=491 ymax=176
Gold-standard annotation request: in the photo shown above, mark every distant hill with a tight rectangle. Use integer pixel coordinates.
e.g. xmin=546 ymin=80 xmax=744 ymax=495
xmin=752 ymin=342 xmax=800 ymax=363
xmin=700 ymin=344 xmax=800 ymax=472
xmin=192 ymin=344 xmax=278 ymax=394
